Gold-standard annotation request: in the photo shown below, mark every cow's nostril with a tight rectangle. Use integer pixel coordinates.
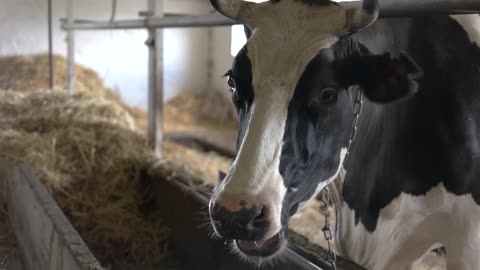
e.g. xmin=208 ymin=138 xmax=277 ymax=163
xmin=253 ymin=206 xmax=267 ymax=221
xmin=248 ymin=205 xmax=269 ymax=230
xmin=209 ymin=200 xmax=271 ymax=240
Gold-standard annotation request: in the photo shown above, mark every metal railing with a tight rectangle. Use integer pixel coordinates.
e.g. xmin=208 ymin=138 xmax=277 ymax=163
xmin=61 ymin=0 xmax=480 ymax=31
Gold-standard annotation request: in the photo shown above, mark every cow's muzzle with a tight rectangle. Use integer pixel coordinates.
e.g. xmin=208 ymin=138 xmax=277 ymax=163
xmin=235 ymin=230 xmax=286 ymax=258
xmin=209 ymin=198 xmax=286 ymax=258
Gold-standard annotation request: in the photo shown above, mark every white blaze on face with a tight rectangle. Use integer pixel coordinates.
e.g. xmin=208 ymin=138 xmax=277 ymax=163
xmin=450 ymin=14 xmax=480 ymax=47
xmin=214 ymin=1 xmax=354 ymax=239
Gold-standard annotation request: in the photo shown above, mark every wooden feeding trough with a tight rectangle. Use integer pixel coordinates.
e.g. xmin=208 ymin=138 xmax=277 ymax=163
xmin=2 ymin=162 xmax=365 ymax=270
xmin=4 ymin=165 xmax=102 ymax=270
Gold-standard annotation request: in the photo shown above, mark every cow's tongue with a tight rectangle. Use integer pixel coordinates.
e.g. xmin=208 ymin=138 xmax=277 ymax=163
xmin=235 ymin=233 xmax=281 ymax=257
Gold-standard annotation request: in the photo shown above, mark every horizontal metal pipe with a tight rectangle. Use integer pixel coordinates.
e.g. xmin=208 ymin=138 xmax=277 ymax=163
xmin=61 ymin=13 xmax=235 ymax=30
xmin=61 ymin=0 xmax=480 ymax=31
xmin=379 ymin=0 xmax=480 ymax=17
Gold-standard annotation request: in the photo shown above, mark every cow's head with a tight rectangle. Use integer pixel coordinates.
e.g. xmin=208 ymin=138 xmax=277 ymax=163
xmin=209 ymin=0 xmax=422 ymax=262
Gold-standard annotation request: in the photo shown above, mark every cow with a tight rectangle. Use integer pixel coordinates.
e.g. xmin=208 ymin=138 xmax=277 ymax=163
xmin=207 ymin=0 xmax=480 ymax=269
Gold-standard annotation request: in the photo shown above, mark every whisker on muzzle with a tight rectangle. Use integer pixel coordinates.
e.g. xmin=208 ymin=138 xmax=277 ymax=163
xmin=194 ymin=206 xmax=222 ymax=240
xmin=227 ymin=239 xmax=289 ymax=268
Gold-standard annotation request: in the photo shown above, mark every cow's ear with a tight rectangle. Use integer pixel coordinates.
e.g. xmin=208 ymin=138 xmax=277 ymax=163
xmin=336 ymin=52 xmax=423 ymax=103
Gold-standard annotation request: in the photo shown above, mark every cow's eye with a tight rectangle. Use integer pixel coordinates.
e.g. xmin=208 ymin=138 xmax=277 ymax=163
xmin=308 ymin=87 xmax=338 ymax=111
xmin=227 ymin=77 xmax=242 ymax=105
xmin=227 ymin=76 xmax=235 ymax=90
xmin=317 ymin=87 xmax=337 ymax=103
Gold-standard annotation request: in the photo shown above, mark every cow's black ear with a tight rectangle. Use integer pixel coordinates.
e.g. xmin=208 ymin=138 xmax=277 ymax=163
xmin=337 ymin=52 xmax=423 ymax=103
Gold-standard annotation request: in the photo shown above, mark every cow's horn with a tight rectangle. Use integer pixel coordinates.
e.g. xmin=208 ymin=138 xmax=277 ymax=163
xmin=210 ymin=0 xmax=259 ymax=26
xmin=348 ymin=0 xmax=379 ymax=32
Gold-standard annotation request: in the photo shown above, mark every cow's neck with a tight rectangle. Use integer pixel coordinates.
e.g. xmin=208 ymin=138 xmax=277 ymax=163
xmin=333 ymin=14 xmax=480 ymax=269
xmin=341 ymin=95 xmax=429 ymax=228
xmin=341 ymin=14 xmax=480 ymax=233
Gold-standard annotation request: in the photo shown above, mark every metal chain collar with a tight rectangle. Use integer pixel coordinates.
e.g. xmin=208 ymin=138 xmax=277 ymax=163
xmin=321 ymin=187 xmax=337 ymax=270
xmin=345 ymin=88 xmax=364 ymax=162
xmin=320 ymin=88 xmax=363 ymax=270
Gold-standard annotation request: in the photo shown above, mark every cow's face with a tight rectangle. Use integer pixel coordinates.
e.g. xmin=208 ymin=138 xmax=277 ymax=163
xmin=208 ymin=0 xmax=422 ymax=262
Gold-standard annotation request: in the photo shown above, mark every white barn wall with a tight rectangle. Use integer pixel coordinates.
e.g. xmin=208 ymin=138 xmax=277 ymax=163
xmin=207 ymin=25 xmax=246 ymax=120
xmin=210 ymin=26 xmax=233 ymax=94
xmin=0 ymin=0 xmax=211 ymax=109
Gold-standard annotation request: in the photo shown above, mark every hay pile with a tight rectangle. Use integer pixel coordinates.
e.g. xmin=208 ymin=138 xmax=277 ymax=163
xmin=163 ymin=142 xmax=230 ymax=187
xmin=0 ymin=90 xmax=169 ymax=267
xmin=165 ymin=91 xmax=237 ymax=132
xmin=165 ymin=92 xmax=238 ymax=155
xmin=0 ymin=53 xmax=239 ymax=145
xmin=0 ymin=54 xmax=149 ymax=131
xmin=0 ymin=54 xmax=105 ymax=95
xmin=0 ymin=53 xmax=233 ymax=267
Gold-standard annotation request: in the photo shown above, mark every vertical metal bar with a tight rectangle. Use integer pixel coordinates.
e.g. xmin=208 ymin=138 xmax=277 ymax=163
xmin=47 ymin=0 xmax=54 ymax=89
xmin=109 ymin=0 xmax=117 ymax=22
xmin=146 ymin=28 xmax=156 ymax=149
xmin=154 ymin=0 xmax=164 ymax=156
xmin=206 ymin=27 xmax=214 ymax=89
xmin=66 ymin=0 xmax=75 ymax=92
xmin=147 ymin=0 xmax=164 ymax=156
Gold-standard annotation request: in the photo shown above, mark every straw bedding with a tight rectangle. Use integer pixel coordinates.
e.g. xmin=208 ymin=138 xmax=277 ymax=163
xmin=0 ymin=53 xmax=148 ymax=131
xmin=0 ymin=54 xmax=106 ymax=95
xmin=0 ymin=54 xmax=232 ymax=268
xmin=0 ymin=89 xmax=233 ymax=268
xmin=0 ymin=89 xmax=169 ymax=267
xmin=164 ymin=92 xmax=238 ymax=156
xmin=0 ymin=90 xmax=233 ymax=268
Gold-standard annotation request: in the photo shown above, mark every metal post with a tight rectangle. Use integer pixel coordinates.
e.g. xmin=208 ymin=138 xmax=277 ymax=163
xmin=66 ymin=0 xmax=75 ymax=92
xmin=146 ymin=0 xmax=164 ymax=156
xmin=47 ymin=0 xmax=53 ymax=89
xmin=109 ymin=0 xmax=117 ymax=22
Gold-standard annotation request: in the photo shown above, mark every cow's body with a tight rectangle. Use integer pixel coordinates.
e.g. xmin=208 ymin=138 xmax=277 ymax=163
xmin=333 ymin=14 xmax=480 ymax=270
xmin=208 ymin=1 xmax=480 ymax=269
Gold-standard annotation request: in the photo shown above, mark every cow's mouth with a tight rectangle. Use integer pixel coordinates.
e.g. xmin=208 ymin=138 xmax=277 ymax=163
xmin=235 ymin=231 xmax=286 ymax=258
